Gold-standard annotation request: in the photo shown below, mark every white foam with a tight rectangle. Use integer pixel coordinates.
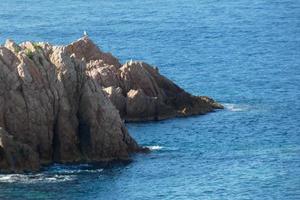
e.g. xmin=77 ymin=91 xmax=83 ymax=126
xmin=0 ymin=164 xmax=104 ymax=184
xmin=0 ymin=174 xmax=14 ymax=182
xmin=60 ymin=168 xmax=103 ymax=174
xmin=0 ymin=173 xmax=74 ymax=183
xmin=47 ymin=163 xmax=103 ymax=174
xmin=147 ymin=145 xmax=163 ymax=150
xmin=223 ymin=103 xmax=249 ymax=112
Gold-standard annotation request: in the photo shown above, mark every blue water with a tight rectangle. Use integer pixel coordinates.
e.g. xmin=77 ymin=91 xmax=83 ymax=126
xmin=1 ymin=0 xmax=300 ymax=199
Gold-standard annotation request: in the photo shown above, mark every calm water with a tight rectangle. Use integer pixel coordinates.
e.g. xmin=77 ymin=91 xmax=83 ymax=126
xmin=1 ymin=0 xmax=300 ymax=199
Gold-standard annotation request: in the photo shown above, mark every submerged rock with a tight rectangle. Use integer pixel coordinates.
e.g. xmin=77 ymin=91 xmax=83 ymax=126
xmin=0 ymin=36 xmax=222 ymax=172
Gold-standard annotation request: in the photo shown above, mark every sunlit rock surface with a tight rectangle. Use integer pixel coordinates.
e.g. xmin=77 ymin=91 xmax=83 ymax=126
xmin=0 ymin=36 xmax=222 ymax=172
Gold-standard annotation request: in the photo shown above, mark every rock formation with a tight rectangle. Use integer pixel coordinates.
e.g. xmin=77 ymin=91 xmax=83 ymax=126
xmin=0 ymin=36 xmax=222 ymax=172
xmin=74 ymin=37 xmax=223 ymax=121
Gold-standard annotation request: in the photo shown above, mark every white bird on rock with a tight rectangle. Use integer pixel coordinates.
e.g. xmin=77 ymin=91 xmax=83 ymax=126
xmin=83 ymin=31 xmax=88 ymax=36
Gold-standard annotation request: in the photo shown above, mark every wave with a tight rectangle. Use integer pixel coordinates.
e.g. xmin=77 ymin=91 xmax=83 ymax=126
xmin=0 ymin=174 xmax=74 ymax=184
xmin=146 ymin=145 xmax=180 ymax=151
xmin=146 ymin=145 xmax=164 ymax=150
xmin=50 ymin=168 xmax=104 ymax=174
xmin=223 ymin=103 xmax=250 ymax=112
xmin=0 ymin=164 xmax=104 ymax=184
xmin=47 ymin=163 xmax=103 ymax=174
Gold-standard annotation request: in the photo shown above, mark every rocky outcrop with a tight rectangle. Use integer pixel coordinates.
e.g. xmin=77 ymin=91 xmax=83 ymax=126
xmin=65 ymin=37 xmax=121 ymax=67
xmin=0 ymin=38 xmax=143 ymax=172
xmin=0 ymin=36 xmax=222 ymax=172
xmin=80 ymin=40 xmax=223 ymax=121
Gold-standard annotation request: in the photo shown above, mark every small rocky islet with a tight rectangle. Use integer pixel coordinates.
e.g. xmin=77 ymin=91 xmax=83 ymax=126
xmin=0 ymin=36 xmax=223 ymax=173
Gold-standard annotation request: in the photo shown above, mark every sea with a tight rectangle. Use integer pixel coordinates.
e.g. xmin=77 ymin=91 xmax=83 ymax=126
xmin=0 ymin=0 xmax=299 ymax=199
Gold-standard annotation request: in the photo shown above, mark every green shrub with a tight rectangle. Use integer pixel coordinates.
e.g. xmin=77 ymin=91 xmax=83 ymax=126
xmin=24 ymin=49 xmax=34 ymax=60
xmin=32 ymin=42 xmax=42 ymax=50
xmin=13 ymin=46 xmax=20 ymax=53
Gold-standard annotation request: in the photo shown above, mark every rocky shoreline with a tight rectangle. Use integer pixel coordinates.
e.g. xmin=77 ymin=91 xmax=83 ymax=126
xmin=0 ymin=36 xmax=222 ymax=173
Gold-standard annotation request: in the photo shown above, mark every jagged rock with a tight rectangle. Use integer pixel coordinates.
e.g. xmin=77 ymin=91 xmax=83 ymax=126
xmin=103 ymin=86 xmax=126 ymax=115
xmin=4 ymin=39 xmax=21 ymax=53
xmin=120 ymin=62 xmax=164 ymax=98
xmin=85 ymin=58 xmax=223 ymax=121
xmin=87 ymin=60 xmax=121 ymax=88
xmin=65 ymin=36 xmax=121 ymax=67
xmin=0 ymin=38 xmax=143 ymax=173
xmin=120 ymin=61 xmax=223 ymax=121
xmin=126 ymin=89 xmax=158 ymax=121
xmin=0 ymin=36 xmax=221 ymax=172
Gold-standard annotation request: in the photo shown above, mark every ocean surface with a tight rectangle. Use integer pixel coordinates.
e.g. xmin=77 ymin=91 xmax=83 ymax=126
xmin=1 ymin=0 xmax=300 ymax=199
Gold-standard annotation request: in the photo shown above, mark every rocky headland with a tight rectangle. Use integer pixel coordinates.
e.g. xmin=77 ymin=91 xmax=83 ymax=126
xmin=0 ymin=36 xmax=223 ymax=173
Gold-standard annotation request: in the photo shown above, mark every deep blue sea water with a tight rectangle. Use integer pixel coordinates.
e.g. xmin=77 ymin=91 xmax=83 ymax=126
xmin=1 ymin=0 xmax=300 ymax=199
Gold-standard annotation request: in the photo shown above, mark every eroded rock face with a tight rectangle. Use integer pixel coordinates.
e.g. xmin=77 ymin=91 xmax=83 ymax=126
xmin=103 ymin=86 xmax=126 ymax=115
xmin=88 ymin=59 xmax=223 ymax=121
xmin=126 ymin=89 xmax=159 ymax=121
xmin=0 ymin=38 xmax=141 ymax=172
xmin=65 ymin=36 xmax=121 ymax=67
xmin=0 ymin=36 xmax=222 ymax=172
xmin=64 ymin=36 xmax=223 ymax=121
